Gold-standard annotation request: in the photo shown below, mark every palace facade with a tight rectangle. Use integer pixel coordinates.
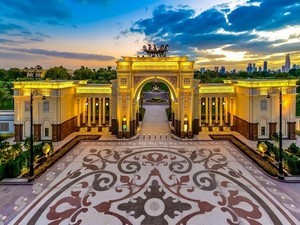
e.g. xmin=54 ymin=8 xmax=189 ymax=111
xmin=13 ymin=56 xmax=298 ymax=142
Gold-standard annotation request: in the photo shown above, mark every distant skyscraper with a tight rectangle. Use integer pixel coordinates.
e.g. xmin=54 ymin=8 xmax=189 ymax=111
xmin=285 ymin=54 xmax=291 ymax=72
xmin=200 ymin=67 xmax=206 ymax=73
xmin=263 ymin=61 xmax=268 ymax=72
xmin=258 ymin=66 xmax=262 ymax=72
xmin=220 ymin=66 xmax=226 ymax=74
xmin=246 ymin=63 xmax=253 ymax=73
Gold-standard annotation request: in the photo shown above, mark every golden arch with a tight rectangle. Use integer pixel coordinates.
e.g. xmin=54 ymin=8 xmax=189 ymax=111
xmin=133 ymin=76 xmax=178 ymax=103
xmin=115 ymin=56 xmax=195 ymax=139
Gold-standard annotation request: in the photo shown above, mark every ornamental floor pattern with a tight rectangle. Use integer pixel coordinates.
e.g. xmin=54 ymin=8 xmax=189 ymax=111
xmin=9 ymin=140 xmax=300 ymax=225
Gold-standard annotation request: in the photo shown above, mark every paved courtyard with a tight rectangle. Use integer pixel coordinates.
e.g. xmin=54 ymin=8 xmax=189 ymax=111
xmin=1 ymin=104 xmax=300 ymax=225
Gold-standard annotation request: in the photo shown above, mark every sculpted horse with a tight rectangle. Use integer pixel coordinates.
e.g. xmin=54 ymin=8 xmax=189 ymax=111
xmin=142 ymin=44 xmax=157 ymax=57
xmin=158 ymin=44 xmax=169 ymax=57
xmin=142 ymin=44 xmax=168 ymax=57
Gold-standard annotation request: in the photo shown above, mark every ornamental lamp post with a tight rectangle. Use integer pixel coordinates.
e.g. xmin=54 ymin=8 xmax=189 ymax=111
xmin=28 ymin=91 xmax=46 ymax=182
xmin=267 ymin=88 xmax=284 ymax=180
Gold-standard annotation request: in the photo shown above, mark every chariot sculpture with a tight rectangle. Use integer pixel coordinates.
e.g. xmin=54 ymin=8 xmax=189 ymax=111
xmin=142 ymin=44 xmax=169 ymax=57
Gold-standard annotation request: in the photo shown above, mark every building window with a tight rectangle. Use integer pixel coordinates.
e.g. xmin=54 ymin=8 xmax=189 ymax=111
xmin=43 ymin=101 xmax=50 ymax=112
xmin=183 ymin=77 xmax=191 ymax=86
xmin=25 ymin=101 xmax=30 ymax=111
xmin=45 ymin=128 xmax=49 ymax=137
xmin=260 ymin=99 xmax=267 ymax=111
xmin=120 ymin=77 xmax=127 ymax=86
xmin=261 ymin=126 xmax=266 ymax=136
xmin=0 ymin=123 xmax=9 ymax=131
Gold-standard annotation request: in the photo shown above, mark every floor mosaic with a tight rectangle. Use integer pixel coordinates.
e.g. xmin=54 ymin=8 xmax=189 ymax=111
xmin=9 ymin=141 xmax=299 ymax=225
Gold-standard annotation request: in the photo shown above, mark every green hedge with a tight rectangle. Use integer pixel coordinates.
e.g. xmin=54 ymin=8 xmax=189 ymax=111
xmin=286 ymin=156 xmax=300 ymax=174
xmin=24 ymin=135 xmax=100 ymax=179
xmin=0 ymin=135 xmax=99 ymax=180
xmin=260 ymin=140 xmax=300 ymax=175
xmin=211 ymin=135 xmax=278 ymax=177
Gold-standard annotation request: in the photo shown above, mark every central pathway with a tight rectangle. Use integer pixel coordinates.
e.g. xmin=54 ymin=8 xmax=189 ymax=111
xmin=140 ymin=104 xmax=170 ymax=137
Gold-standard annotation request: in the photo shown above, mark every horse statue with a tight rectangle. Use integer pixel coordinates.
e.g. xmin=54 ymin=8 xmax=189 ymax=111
xmin=142 ymin=44 xmax=169 ymax=57
xmin=158 ymin=44 xmax=169 ymax=57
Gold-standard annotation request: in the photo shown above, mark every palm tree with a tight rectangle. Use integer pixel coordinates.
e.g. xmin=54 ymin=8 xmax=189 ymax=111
xmin=0 ymin=82 xmax=13 ymax=109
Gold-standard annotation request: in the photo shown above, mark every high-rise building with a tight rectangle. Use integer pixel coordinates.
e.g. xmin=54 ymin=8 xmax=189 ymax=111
xmin=220 ymin=66 xmax=226 ymax=74
xmin=258 ymin=66 xmax=262 ymax=72
xmin=246 ymin=63 xmax=253 ymax=73
xmin=285 ymin=54 xmax=291 ymax=72
xmin=263 ymin=61 xmax=268 ymax=72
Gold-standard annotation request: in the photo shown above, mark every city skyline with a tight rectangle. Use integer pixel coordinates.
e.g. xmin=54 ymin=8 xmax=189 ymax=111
xmin=0 ymin=0 xmax=300 ymax=70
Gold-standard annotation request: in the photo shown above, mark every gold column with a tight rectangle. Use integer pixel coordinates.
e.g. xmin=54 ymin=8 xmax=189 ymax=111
xmin=102 ymin=97 xmax=105 ymax=126
xmin=230 ymin=98 xmax=234 ymax=126
xmin=199 ymin=98 xmax=202 ymax=126
xmin=77 ymin=98 xmax=80 ymax=127
xmin=215 ymin=97 xmax=218 ymax=124
xmin=209 ymin=97 xmax=212 ymax=126
xmin=87 ymin=98 xmax=91 ymax=126
xmin=220 ymin=97 xmax=223 ymax=126
xmin=109 ymin=98 xmax=112 ymax=127
xmin=205 ymin=97 xmax=208 ymax=124
xmin=82 ymin=98 xmax=86 ymax=125
xmin=98 ymin=98 xmax=102 ymax=126
xmin=225 ymin=97 xmax=229 ymax=124
xmin=92 ymin=97 xmax=96 ymax=125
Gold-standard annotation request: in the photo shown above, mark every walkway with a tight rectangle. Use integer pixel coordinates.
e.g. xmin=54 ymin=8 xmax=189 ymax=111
xmin=0 ymin=104 xmax=300 ymax=224
xmin=139 ymin=104 xmax=170 ymax=138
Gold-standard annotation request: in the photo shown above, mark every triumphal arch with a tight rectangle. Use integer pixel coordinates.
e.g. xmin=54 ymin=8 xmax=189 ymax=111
xmin=13 ymin=46 xmax=298 ymax=142
xmin=112 ymin=56 xmax=196 ymax=138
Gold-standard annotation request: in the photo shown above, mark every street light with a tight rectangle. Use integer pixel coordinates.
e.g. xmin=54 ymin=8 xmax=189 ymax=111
xmin=267 ymin=88 xmax=284 ymax=180
xmin=29 ymin=90 xmax=46 ymax=182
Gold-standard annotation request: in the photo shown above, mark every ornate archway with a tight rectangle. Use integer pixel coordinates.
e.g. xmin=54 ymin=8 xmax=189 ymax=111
xmin=113 ymin=56 xmax=197 ymax=138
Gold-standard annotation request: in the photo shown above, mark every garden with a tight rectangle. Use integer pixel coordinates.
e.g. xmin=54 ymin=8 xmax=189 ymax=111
xmin=211 ymin=134 xmax=300 ymax=176
xmin=0 ymin=135 xmax=100 ymax=181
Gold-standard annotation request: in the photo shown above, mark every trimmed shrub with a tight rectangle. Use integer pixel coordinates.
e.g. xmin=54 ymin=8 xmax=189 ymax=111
xmin=210 ymin=134 xmax=278 ymax=177
xmin=286 ymin=155 xmax=300 ymax=175
xmin=0 ymin=163 xmax=4 ymax=180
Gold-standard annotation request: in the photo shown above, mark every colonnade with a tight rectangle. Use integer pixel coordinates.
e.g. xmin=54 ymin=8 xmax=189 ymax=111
xmin=76 ymin=97 xmax=111 ymax=129
xmin=199 ymin=96 xmax=234 ymax=127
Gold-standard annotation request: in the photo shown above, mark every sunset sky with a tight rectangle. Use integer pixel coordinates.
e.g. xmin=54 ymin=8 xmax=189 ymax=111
xmin=0 ymin=0 xmax=300 ymax=71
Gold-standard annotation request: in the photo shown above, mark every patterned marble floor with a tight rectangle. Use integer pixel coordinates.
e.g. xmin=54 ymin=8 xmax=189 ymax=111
xmin=9 ymin=140 xmax=300 ymax=225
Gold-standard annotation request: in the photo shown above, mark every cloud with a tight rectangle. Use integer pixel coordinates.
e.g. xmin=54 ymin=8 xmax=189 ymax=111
xmin=130 ymin=5 xmax=195 ymax=36
xmin=73 ymin=0 xmax=111 ymax=4
xmin=227 ymin=0 xmax=300 ymax=31
xmin=0 ymin=38 xmax=18 ymax=44
xmin=128 ymin=1 xmax=300 ymax=67
xmin=0 ymin=0 xmax=71 ymax=24
xmin=0 ymin=22 xmax=51 ymax=44
xmin=0 ymin=23 xmax=26 ymax=34
xmin=0 ymin=47 xmax=115 ymax=61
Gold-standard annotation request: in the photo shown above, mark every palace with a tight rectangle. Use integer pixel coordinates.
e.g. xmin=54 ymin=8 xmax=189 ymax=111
xmin=13 ymin=56 xmax=297 ymax=142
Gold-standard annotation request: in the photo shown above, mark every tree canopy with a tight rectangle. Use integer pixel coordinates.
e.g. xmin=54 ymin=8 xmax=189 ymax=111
xmin=45 ymin=66 xmax=69 ymax=80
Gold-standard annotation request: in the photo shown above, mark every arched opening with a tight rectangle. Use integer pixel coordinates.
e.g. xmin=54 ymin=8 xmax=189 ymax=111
xmin=23 ymin=120 xmax=30 ymax=140
xmin=42 ymin=120 xmax=52 ymax=140
xmin=258 ymin=118 xmax=268 ymax=138
xmin=132 ymin=77 xmax=178 ymax=137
